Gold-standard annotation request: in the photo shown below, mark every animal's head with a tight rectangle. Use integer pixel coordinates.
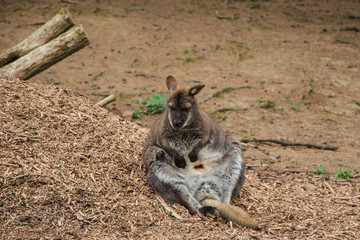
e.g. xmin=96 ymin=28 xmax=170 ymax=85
xmin=165 ymin=75 xmax=205 ymax=130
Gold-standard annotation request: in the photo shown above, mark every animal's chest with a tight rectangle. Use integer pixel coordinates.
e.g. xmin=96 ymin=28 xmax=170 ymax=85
xmin=188 ymin=146 xmax=226 ymax=176
xmin=169 ymin=137 xmax=225 ymax=177
xmin=168 ymin=132 xmax=201 ymax=153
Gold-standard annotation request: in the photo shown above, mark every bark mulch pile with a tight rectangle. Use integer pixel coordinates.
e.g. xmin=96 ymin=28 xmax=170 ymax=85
xmin=0 ymin=76 xmax=359 ymax=239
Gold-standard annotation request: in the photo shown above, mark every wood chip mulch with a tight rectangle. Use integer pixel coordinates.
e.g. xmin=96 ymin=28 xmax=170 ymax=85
xmin=0 ymin=76 xmax=359 ymax=239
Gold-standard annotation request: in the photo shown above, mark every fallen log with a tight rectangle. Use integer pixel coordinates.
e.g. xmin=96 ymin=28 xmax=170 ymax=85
xmin=0 ymin=8 xmax=74 ymax=68
xmin=241 ymin=138 xmax=339 ymax=151
xmin=0 ymin=24 xmax=89 ymax=80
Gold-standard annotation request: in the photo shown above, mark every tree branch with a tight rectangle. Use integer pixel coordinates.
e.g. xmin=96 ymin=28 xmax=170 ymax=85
xmin=241 ymin=138 xmax=338 ymax=151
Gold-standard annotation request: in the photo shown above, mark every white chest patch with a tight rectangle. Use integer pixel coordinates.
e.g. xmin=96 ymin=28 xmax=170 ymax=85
xmin=185 ymin=146 xmax=225 ymax=177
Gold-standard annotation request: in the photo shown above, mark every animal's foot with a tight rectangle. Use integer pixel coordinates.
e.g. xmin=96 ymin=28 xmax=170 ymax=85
xmin=198 ymin=206 xmax=220 ymax=219
xmin=189 ymin=208 xmax=198 ymax=215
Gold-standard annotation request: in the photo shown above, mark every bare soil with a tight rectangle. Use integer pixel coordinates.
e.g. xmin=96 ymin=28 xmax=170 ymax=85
xmin=1 ymin=0 xmax=360 ymax=239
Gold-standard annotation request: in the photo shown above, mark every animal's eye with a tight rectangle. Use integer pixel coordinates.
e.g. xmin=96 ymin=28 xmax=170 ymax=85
xmin=183 ymin=103 xmax=192 ymax=111
xmin=169 ymin=104 xmax=175 ymax=110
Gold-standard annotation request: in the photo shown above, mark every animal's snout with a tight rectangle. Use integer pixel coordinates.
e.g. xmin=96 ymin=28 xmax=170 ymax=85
xmin=173 ymin=119 xmax=183 ymax=129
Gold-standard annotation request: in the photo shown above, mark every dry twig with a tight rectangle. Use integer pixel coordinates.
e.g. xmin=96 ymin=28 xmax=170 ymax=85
xmin=0 ymin=162 xmax=21 ymax=168
xmin=241 ymin=138 xmax=339 ymax=151
xmin=94 ymin=94 xmax=115 ymax=107
xmin=156 ymin=195 xmax=182 ymax=220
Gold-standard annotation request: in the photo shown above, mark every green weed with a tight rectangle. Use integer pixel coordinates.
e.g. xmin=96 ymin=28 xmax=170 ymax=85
xmin=335 ymin=169 xmax=353 ymax=179
xmin=183 ymin=0 xmax=216 ymax=12
xmin=258 ymin=97 xmax=275 ymax=109
xmin=213 ymin=87 xmax=235 ymax=98
xmin=177 ymin=46 xmax=206 ymax=64
xmin=133 ymin=94 xmax=167 ymax=119
xmin=340 ymin=26 xmax=360 ymax=32
xmin=314 ymin=166 xmax=327 ymax=175
xmin=183 ymin=55 xmax=206 ymax=63
xmin=213 ymin=43 xmax=221 ymax=50
xmin=289 ymin=101 xmax=301 ymax=111
xmin=298 ymin=67 xmax=305 ymax=77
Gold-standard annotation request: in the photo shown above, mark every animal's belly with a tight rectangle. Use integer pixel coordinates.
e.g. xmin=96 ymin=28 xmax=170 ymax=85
xmin=176 ymin=146 xmax=226 ymax=197
xmin=175 ymin=145 xmax=243 ymax=202
xmin=187 ymin=147 xmax=225 ymax=177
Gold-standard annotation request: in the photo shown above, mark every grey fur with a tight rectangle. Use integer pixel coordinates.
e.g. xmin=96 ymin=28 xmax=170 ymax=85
xmin=142 ymin=76 xmax=245 ymax=215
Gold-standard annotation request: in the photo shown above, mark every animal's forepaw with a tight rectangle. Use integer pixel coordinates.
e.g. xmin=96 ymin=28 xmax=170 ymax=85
xmin=188 ymin=150 xmax=198 ymax=162
xmin=174 ymin=156 xmax=186 ymax=169
xmin=155 ymin=150 xmax=166 ymax=161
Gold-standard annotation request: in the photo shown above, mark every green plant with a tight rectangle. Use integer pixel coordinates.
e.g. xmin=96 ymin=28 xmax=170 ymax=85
xmin=289 ymin=101 xmax=301 ymax=111
xmin=335 ymin=169 xmax=353 ymax=179
xmin=132 ymin=107 xmax=145 ymax=119
xmin=133 ymin=94 xmax=167 ymax=118
xmin=213 ymin=87 xmax=235 ymax=98
xmin=183 ymin=55 xmax=205 ymax=63
xmin=314 ymin=166 xmax=327 ymax=175
xmin=258 ymin=97 xmax=275 ymax=109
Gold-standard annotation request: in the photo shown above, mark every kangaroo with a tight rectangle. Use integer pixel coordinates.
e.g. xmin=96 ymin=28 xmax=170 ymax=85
xmin=142 ymin=75 xmax=259 ymax=229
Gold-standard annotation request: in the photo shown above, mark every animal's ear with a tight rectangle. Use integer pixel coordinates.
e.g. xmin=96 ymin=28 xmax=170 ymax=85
xmin=166 ymin=75 xmax=178 ymax=91
xmin=188 ymin=84 xmax=205 ymax=97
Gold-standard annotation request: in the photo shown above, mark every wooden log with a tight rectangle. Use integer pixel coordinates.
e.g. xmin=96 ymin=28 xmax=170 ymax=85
xmin=0 ymin=8 xmax=75 ymax=68
xmin=0 ymin=24 xmax=90 ymax=80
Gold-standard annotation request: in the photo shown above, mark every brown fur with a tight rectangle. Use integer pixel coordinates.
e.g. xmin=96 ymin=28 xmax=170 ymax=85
xmin=143 ymin=76 xmax=225 ymax=169
xmin=142 ymin=76 xmax=258 ymax=229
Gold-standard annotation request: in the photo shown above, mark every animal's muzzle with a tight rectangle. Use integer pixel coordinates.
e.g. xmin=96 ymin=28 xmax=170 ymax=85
xmin=173 ymin=119 xmax=183 ymax=129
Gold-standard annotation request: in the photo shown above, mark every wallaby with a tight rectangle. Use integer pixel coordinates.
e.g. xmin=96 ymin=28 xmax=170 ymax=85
xmin=142 ymin=75 xmax=259 ymax=229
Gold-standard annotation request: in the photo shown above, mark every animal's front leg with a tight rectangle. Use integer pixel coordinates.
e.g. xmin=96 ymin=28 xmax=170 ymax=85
xmin=189 ymin=132 xmax=211 ymax=162
xmin=161 ymin=139 xmax=186 ymax=168
xmin=188 ymin=141 xmax=207 ymax=162
xmin=165 ymin=147 xmax=186 ymax=168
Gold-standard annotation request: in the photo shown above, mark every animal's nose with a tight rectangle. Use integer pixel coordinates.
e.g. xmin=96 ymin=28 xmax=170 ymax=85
xmin=173 ymin=119 xmax=182 ymax=129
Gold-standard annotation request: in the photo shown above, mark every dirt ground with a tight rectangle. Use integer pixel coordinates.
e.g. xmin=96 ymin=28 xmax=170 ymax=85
xmin=0 ymin=0 xmax=360 ymax=239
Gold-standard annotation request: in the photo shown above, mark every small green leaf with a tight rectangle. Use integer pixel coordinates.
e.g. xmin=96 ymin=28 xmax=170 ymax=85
xmin=335 ymin=169 xmax=353 ymax=179
xmin=133 ymin=93 xmax=167 ymax=118
xmin=314 ymin=166 xmax=326 ymax=175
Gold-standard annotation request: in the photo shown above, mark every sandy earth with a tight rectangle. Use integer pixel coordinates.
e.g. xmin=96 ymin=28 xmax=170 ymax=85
xmin=2 ymin=0 xmax=359 ymax=173
xmin=0 ymin=0 xmax=360 ymax=239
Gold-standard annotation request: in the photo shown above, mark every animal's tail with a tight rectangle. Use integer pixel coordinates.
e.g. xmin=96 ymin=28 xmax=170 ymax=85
xmin=201 ymin=197 xmax=260 ymax=230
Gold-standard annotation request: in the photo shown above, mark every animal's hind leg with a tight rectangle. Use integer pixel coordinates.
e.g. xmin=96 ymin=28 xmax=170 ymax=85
xmin=221 ymin=137 xmax=245 ymax=204
xmin=144 ymin=146 xmax=202 ymax=214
